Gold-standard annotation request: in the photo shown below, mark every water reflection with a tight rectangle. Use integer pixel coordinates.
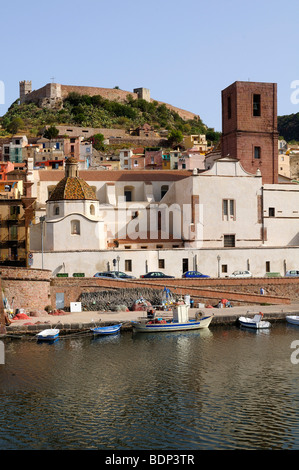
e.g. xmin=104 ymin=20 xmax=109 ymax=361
xmin=1 ymin=324 xmax=299 ymax=449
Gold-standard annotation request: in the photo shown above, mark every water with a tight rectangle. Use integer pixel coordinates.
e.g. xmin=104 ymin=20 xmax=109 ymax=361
xmin=1 ymin=323 xmax=299 ymax=450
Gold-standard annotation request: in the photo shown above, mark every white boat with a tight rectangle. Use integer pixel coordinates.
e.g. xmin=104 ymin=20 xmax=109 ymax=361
xmin=238 ymin=314 xmax=271 ymax=329
xmin=132 ymin=315 xmax=213 ymax=332
xmin=36 ymin=328 xmax=60 ymax=341
xmin=132 ymin=301 xmax=213 ymax=333
xmin=286 ymin=315 xmax=299 ymax=325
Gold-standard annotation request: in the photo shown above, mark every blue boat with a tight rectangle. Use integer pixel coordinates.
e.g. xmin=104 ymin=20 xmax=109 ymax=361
xmin=90 ymin=324 xmax=122 ymax=335
xmin=36 ymin=328 xmax=60 ymax=341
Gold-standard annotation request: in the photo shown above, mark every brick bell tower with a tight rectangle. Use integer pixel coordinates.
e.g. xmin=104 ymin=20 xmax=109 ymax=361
xmin=221 ymin=81 xmax=278 ymax=183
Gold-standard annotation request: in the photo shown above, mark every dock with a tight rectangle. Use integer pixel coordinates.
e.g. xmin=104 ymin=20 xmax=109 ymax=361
xmin=2 ymin=302 xmax=299 ymax=337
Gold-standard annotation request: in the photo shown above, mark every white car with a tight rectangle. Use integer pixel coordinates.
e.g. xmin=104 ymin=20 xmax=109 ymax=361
xmin=229 ymin=270 xmax=252 ymax=278
xmin=285 ymin=270 xmax=299 ymax=277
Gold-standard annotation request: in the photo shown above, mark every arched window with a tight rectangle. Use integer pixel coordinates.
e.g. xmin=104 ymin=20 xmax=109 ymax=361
xmin=71 ymin=220 xmax=80 ymax=235
xmin=54 ymin=205 xmax=60 ymax=215
xmin=90 ymin=204 xmax=95 ymax=215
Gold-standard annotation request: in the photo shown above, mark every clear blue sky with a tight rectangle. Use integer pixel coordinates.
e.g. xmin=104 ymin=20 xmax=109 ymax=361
xmin=1 ymin=0 xmax=299 ymax=132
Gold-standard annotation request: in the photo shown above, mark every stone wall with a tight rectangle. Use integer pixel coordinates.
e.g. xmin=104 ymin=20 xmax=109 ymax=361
xmin=50 ymin=276 xmax=295 ymax=310
xmin=1 ymin=267 xmax=52 ymax=313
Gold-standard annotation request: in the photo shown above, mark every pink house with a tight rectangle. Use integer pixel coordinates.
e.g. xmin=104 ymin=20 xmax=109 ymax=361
xmin=177 ymin=150 xmax=205 ymax=170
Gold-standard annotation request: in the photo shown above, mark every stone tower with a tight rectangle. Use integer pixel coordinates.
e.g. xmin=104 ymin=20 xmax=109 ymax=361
xmin=19 ymin=80 xmax=32 ymax=103
xmin=133 ymin=87 xmax=151 ymax=102
xmin=221 ymin=81 xmax=278 ymax=183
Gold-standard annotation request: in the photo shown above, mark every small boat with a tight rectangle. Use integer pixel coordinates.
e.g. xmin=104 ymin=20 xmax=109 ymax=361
xmin=286 ymin=315 xmax=299 ymax=325
xmin=132 ymin=315 xmax=213 ymax=333
xmin=132 ymin=299 xmax=213 ymax=333
xmin=238 ymin=314 xmax=271 ymax=329
xmin=36 ymin=328 xmax=60 ymax=341
xmin=90 ymin=324 xmax=122 ymax=335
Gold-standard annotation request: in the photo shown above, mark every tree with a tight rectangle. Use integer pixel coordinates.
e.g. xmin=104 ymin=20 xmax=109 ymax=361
xmin=6 ymin=117 xmax=24 ymax=134
xmin=43 ymin=125 xmax=59 ymax=140
xmin=167 ymin=129 xmax=183 ymax=146
xmin=92 ymin=133 xmax=105 ymax=151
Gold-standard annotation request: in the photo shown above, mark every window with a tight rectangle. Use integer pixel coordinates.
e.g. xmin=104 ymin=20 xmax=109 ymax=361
xmin=253 ymin=94 xmax=261 ymax=116
xmin=125 ymin=259 xmax=132 ymax=271
xmin=161 ymin=185 xmax=169 ymax=199
xmin=158 ymin=259 xmax=165 ymax=269
xmin=254 ymin=146 xmax=261 ymax=159
xmin=224 ymin=234 xmax=235 ymax=247
xmin=54 ymin=206 xmax=60 ymax=215
xmin=124 ymin=187 xmax=133 ymax=201
xmin=222 ymin=264 xmax=228 ymax=273
xmin=223 ymin=199 xmax=235 ymax=220
xmin=269 ymin=207 xmax=275 ymax=217
xmin=227 ymin=96 xmax=231 ymax=119
xmin=90 ymin=204 xmax=95 ymax=215
xmin=266 ymin=261 xmax=270 ymax=273
xmin=71 ymin=220 xmax=80 ymax=235
xmin=182 ymin=258 xmax=189 ymax=273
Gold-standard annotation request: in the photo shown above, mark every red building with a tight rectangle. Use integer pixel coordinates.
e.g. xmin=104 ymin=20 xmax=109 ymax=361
xmin=221 ymin=81 xmax=278 ymax=183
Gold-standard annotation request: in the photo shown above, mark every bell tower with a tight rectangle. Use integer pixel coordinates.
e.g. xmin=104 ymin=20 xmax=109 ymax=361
xmin=221 ymin=81 xmax=278 ymax=183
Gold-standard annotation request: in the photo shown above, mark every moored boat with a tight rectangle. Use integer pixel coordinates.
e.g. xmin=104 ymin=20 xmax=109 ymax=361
xmin=36 ymin=328 xmax=60 ymax=341
xmin=90 ymin=324 xmax=122 ymax=335
xmin=132 ymin=315 xmax=213 ymax=332
xmin=132 ymin=300 xmax=213 ymax=333
xmin=286 ymin=315 xmax=299 ymax=325
xmin=238 ymin=313 xmax=271 ymax=329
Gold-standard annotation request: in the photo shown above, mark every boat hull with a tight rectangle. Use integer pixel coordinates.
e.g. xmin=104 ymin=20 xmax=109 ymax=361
xmin=90 ymin=324 xmax=122 ymax=335
xmin=36 ymin=329 xmax=60 ymax=340
xmin=239 ymin=317 xmax=271 ymax=329
xmin=286 ymin=315 xmax=299 ymax=325
xmin=132 ymin=316 xmax=213 ymax=333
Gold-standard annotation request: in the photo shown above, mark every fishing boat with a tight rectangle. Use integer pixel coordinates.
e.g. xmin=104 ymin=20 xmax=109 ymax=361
xmin=90 ymin=324 xmax=122 ymax=335
xmin=238 ymin=313 xmax=271 ymax=329
xmin=132 ymin=301 xmax=213 ymax=333
xmin=36 ymin=328 xmax=60 ymax=341
xmin=286 ymin=315 xmax=299 ymax=325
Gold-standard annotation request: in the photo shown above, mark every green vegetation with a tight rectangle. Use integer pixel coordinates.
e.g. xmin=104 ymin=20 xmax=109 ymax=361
xmin=0 ymin=93 xmax=219 ymax=143
xmin=278 ymin=113 xmax=299 ymax=142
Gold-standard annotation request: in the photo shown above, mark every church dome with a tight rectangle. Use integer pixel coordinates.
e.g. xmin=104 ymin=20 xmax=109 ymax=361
xmin=48 ymin=176 xmax=96 ymax=201
xmin=48 ymin=157 xmax=96 ymax=201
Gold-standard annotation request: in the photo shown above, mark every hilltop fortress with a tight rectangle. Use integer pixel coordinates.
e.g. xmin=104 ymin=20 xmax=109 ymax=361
xmin=19 ymin=81 xmax=199 ymax=121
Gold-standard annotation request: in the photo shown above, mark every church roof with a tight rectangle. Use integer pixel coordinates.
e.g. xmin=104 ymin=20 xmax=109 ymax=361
xmin=48 ymin=176 xmax=96 ymax=201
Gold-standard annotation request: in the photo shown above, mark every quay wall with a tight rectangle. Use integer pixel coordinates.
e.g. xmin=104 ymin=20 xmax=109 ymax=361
xmin=2 ymin=267 xmax=299 ymax=318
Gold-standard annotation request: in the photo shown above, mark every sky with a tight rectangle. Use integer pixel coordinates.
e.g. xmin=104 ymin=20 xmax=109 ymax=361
xmin=1 ymin=0 xmax=299 ymax=132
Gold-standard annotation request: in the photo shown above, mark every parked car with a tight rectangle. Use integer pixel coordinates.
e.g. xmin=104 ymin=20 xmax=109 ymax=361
xmin=93 ymin=271 xmax=135 ymax=279
xmin=229 ymin=270 xmax=252 ymax=278
xmin=140 ymin=271 xmax=175 ymax=279
xmin=285 ymin=270 xmax=299 ymax=277
xmin=182 ymin=271 xmax=210 ymax=278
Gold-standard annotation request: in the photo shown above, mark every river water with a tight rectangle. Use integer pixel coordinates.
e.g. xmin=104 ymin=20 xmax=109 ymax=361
xmin=1 ymin=322 xmax=299 ymax=450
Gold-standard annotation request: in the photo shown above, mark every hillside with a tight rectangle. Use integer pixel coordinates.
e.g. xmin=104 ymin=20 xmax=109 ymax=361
xmin=0 ymin=92 xmax=221 ymax=143
xmin=278 ymin=113 xmax=299 ymax=142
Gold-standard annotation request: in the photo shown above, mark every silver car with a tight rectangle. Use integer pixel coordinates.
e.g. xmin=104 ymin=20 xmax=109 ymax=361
xmin=285 ymin=270 xmax=299 ymax=277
